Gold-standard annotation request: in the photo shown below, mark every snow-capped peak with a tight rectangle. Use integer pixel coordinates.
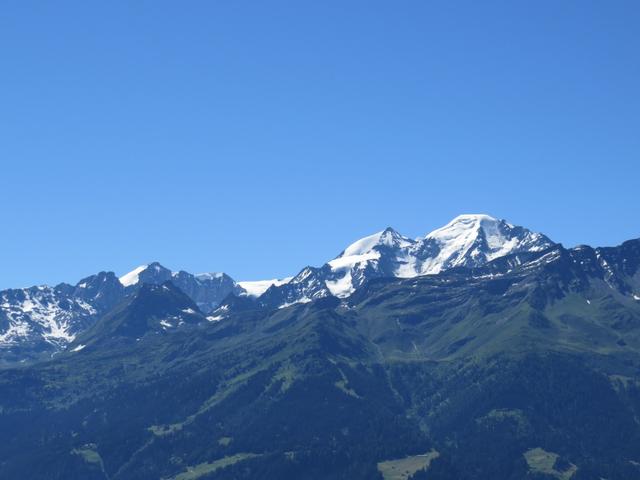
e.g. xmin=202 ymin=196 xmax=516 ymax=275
xmin=426 ymin=214 xmax=500 ymax=241
xmin=341 ymin=227 xmax=413 ymax=257
xmin=119 ymin=265 xmax=149 ymax=287
xmin=263 ymin=214 xmax=555 ymax=305
xmin=329 ymin=228 xmax=414 ymax=271
xmin=425 ymin=213 xmax=517 ymax=245
xmin=118 ymin=262 xmax=174 ymax=287
xmin=420 ymin=214 xmax=505 ymax=273
xmin=418 ymin=213 xmax=552 ymax=274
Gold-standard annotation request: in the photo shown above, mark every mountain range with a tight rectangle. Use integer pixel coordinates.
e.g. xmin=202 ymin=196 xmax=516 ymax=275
xmin=0 ymin=214 xmax=554 ymax=363
xmin=1 ymin=214 xmax=640 ymax=479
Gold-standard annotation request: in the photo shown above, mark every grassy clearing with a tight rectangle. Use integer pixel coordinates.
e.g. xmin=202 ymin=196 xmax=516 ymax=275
xmin=71 ymin=444 xmax=108 ymax=476
xmin=270 ymin=362 xmax=298 ymax=393
xmin=377 ymin=450 xmax=439 ymax=480
xmin=334 ymin=368 xmax=360 ymax=398
xmin=524 ymin=447 xmax=577 ymax=479
xmin=71 ymin=445 xmax=102 ymax=464
xmin=149 ymin=423 xmax=183 ymax=436
xmin=167 ymin=453 xmax=260 ymax=480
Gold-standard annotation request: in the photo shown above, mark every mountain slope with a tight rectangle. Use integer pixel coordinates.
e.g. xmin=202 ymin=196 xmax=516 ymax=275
xmin=71 ymin=282 xmax=207 ymax=349
xmin=0 ymin=264 xmax=243 ymax=363
xmin=0 ymin=272 xmax=124 ymax=364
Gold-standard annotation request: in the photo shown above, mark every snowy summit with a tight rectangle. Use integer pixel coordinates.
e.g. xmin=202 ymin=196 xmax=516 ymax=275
xmin=259 ymin=214 xmax=555 ymax=303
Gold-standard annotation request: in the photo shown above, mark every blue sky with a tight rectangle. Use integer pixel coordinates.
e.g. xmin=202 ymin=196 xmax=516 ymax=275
xmin=1 ymin=1 xmax=639 ymax=289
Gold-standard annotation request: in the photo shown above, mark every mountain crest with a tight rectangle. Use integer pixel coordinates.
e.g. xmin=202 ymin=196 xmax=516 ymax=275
xmin=259 ymin=214 xmax=555 ymax=305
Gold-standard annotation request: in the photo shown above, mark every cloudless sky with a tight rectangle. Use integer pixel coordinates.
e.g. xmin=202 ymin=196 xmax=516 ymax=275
xmin=1 ymin=1 xmax=639 ymax=289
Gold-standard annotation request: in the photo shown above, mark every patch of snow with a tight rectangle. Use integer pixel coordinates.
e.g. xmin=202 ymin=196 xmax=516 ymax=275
xmin=294 ymin=268 xmax=316 ymax=283
xmin=518 ymin=250 xmax=561 ymax=269
xmin=633 ymin=294 xmax=640 ymax=301
xmin=23 ymin=291 xmax=76 ymax=343
xmin=238 ymin=277 xmax=293 ymax=297
xmin=76 ymin=299 xmax=97 ymax=315
xmin=181 ymin=308 xmax=197 ymax=314
xmin=159 ymin=320 xmax=173 ymax=328
xmin=21 ymin=299 xmax=35 ymax=312
xmin=119 ymin=265 xmax=148 ymax=286
xmin=71 ymin=344 xmax=86 ymax=352
xmin=328 ymin=251 xmax=380 ymax=270
xmin=326 ymin=271 xmax=355 ymax=298
xmin=0 ymin=320 xmax=31 ymax=345
xmin=44 ymin=315 xmax=76 ymax=343
xmin=195 ymin=272 xmax=224 ymax=281
xmin=207 ymin=315 xmax=225 ymax=322
xmin=394 ymin=254 xmax=419 ymax=278
xmin=277 ymin=297 xmax=312 ymax=309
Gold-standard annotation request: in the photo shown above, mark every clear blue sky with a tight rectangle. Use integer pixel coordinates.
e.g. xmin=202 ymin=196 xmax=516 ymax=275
xmin=1 ymin=1 xmax=639 ymax=289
